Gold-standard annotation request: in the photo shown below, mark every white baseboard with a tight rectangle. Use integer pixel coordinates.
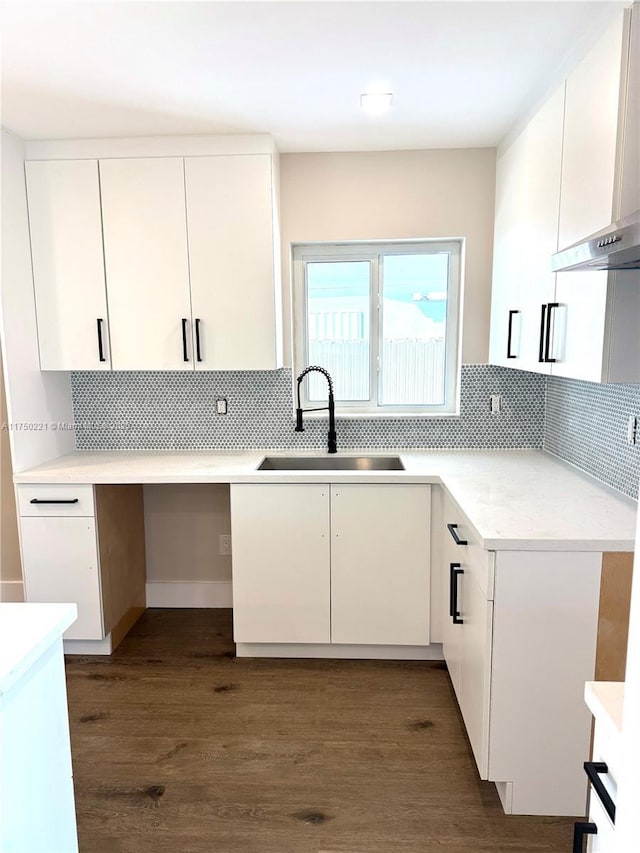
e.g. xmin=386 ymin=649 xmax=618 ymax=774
xmin=145 ymin=580 xmax=233 ymax=608
xmin=236 ymin=642 xmax=445 ymax=661
xmin=63 ymin=634 xmax=113 ymax=656
xmin=0 ymin=580 xmax=24 ymax=602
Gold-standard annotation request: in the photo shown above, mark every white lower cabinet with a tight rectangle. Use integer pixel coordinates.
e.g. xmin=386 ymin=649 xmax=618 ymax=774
xmin=17 ymin=483 xmax=147 ymax=649
xmin=230 ymin=484 xmax=331 ymax=644
xmin=331 ymin=484 xmax=430 ymax=645
xmin=230 ymin=483 xmax=431 ymax=648
xmin=442 ymin=490 xmax=603 ymax=816
xmin=442 ymin=493 xmax=493 ymax=778
xmin=20 ymin=516 xmax=103 ymax=640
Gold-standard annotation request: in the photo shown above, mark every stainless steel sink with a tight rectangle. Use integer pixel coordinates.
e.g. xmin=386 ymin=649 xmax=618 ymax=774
xmin=257 ymin=455 xmax=404 ymax=471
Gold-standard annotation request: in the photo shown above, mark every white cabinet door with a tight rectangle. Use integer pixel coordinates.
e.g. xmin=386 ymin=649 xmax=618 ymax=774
xmin=442 ymin=540 xmax=463 ymax=703
xmin=330 ymin=485 xmax=430 ymax=645
xmin=20 ymin=517 xmax=103 ymax=640
xmin=441 ymin=492 xmax=493 ymax=779
xmin=458 ymin=570 xmax=493 ymax=779
xmin=99 ymin=158 xmax=192 ymax=370
xmin=25 ymin=160 xmax=110 ymax=370
xmin=489 ymin=129 xmax=528 ymax=367
xmin=185 ymin=155 xmax=281 ymax=370
xmin=550 ymin=271 xmax=610 ymax=381
xmin=559 ymin=12 xmax=625 ymax=248
xmin=518 ymin=84 xmax=565 ymax=373
xmin=230 ymin=484 xmax=330 ymax=643
xmin=489 ymin=551 xmax=601 ymax=816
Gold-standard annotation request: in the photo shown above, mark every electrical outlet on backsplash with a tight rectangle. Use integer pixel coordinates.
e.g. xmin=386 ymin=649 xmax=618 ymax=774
xmin=70 ymin=365 xmax=640 ymax=499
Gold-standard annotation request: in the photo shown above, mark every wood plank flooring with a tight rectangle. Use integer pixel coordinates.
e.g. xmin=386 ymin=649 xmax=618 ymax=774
xmin=65 ymin=610 xmax=577 ymax=853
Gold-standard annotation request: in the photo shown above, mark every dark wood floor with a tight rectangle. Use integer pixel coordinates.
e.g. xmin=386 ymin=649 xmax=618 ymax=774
xmin=65 ymin=610 xmax=577 ymax=853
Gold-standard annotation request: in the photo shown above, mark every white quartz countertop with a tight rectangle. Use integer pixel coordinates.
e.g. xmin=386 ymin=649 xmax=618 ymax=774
xmin=13 ymin=448 xmax=638 ymax=551
xmin=0 ymin=603 xmax=77 ymax=696
xmin=585 ymin=681 xmax=625 ymax=741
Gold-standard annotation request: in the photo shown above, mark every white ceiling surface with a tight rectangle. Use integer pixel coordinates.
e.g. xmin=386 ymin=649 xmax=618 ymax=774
xmin=0 ymin=0 xmax=624 ymax=152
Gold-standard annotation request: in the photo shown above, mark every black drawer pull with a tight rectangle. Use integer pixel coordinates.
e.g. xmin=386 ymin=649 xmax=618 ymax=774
xmin=181 ymin=318 xmax=189 ymax=362
xmin=447 ymin=523 xmax=468 ymax=546
xmin=544 ymin=302 xmax=559 ymax=363
xmin=506 ymin=309 xmax=519 ymax=359
xmin=96 ymin=318 xmax=106 ymax=362
xmin=584 ymin=761 xmax=616 ymax=824
xmin=30 ymin=498 xmax=79 ymax=504
xmin=572 ymin=821 xmax=597 ymax=853
xmin=449 ymin=563 xmax=463 ymax=625
xmin=538 ymin=303 xmax=547 ymax=363
xmin=195 ymin=318 xmax=203 ymax=362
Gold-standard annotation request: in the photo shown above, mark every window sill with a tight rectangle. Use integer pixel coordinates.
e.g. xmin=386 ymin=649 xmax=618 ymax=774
xmin=297 ymin=409 xmax=461 ymax=421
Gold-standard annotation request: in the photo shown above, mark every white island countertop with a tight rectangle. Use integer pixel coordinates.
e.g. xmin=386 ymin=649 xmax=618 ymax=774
xmin=13 ymin=448 xmax=638 ymax=551
xmin=0 ymin=603 xmax=77 ymax=696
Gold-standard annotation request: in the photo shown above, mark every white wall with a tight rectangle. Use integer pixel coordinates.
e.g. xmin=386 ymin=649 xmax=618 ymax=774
xmin=0 ymin=128 xmax=75 ymax=473
xmin=0 ymin=128 xmax=76 ymax=591
xmin=279 ymin=148 xmax=496 ymax=365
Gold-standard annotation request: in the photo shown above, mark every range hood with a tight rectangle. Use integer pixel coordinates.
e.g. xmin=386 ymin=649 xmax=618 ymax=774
xmin=551 ymin=210 xmax=640 ymax=272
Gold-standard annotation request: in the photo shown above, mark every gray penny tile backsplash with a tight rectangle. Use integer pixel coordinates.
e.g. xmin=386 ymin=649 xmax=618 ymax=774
xmin=544 ymin=376 xmax=640 ymax=500
xmin=70 ymin=364 xmax=640 ymax=499
xmin=71 ymin=364 xmax=544 ymax=451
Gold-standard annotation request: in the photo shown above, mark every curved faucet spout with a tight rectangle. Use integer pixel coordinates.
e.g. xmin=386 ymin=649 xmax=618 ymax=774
xmin=295 ymin=366 xmax=338 ymax=454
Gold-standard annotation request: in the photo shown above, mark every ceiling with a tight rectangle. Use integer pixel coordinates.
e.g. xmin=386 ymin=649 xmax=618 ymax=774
xmin=0 ymin=0 xmax=624 ymax=152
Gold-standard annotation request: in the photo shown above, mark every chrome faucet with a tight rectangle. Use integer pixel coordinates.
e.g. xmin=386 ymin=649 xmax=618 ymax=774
xmin=295 ymin=366 xmax=337 ymax=454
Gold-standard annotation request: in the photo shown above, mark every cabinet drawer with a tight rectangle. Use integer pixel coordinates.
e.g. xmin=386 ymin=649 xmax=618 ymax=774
xmin=17 ymin=484 xmax=95 ymax=517
xmin=587 ymin=790 xmax=616 ymax=852
xmin=593 ymin=722 xmax=620 ymax=788
xmin=443 ymin=492 xmax=494 ymax=599
xmin=19 ymin=516 xmax=103 ymax=640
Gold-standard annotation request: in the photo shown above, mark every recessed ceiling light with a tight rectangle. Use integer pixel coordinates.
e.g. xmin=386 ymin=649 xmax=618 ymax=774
xmin=360 ymin=92 xmax=393 ymax=115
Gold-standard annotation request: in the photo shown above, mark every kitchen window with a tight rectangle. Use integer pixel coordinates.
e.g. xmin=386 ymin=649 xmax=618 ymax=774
xmin=292 ymin=241 xmax=462 ymax=415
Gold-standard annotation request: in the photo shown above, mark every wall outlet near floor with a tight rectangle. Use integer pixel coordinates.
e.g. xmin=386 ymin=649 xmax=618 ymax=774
xmin=219 ymin=534 xmax=232 ymax=556
xmin=490 ymin=394 xmax=502 ymax=415
xmin=627 ymin=415 xmax=637 ymax=446
xmin=216 ymin=397 xmax=228 ymax=415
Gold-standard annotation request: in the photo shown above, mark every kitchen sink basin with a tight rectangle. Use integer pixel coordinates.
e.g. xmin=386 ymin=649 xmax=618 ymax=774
xmin=257 ymin=455 xmax=404 ymax=471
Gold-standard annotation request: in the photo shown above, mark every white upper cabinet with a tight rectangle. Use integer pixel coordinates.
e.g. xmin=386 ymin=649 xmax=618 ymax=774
xmin=25 ymin=160 xmax=110 ymax=370
xmin=490 ymin=7 xmax=640 ymax=384
xmin=518 ymin=84 xmax=565 ymax=374
xmin=99 ymin=158 xmax=193 ymax=371
xmin=185 ymin=155 xmax=282 ymax=370
xmin=551 ymin=8 xmax=639 ymax=383
xmin=25 ymin=142 xmax=283 ymax=372
xmin=558 ymin=13 xmax=626 ymax=248
xmin=488 ymin=128 xmax=528 ymax=368
xmin=489 ymin=83 xmax=564 ymax=374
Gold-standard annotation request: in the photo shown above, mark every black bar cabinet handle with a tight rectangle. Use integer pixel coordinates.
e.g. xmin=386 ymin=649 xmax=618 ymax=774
xmin=544 ymin=302 xmax=559 ymax=363
xmin=447 ymin=523 xmax=468 ymax=546
xmin=30 ymin=498 xmax=79 ymax=504
xmin=584 ymin=761 xmax=616 ymax=824
xmin=195 ymin=318 xmax=202 ymax=362
xmin=181 ymin=318 xmax=189 ymax=362
xmin=506 ymin=309 xmax=519 ymax=359
xmin=572 ymin=821 xmax=597 ymax=853
xmin=96 ymin=318 xmax=106 ymax=362
xmin=450 ymin=563 xmax=463 ymax=624
xmin=538 ymin=303 xmax=547 ymax=363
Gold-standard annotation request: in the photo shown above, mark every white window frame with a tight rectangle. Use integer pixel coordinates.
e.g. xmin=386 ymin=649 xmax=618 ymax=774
xmin=292 ymin=240 xmax=463 ymax=417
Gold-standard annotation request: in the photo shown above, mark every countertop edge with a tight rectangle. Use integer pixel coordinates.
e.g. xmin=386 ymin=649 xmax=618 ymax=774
xmin=0 ymin=603 xmax=78 ymax=696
